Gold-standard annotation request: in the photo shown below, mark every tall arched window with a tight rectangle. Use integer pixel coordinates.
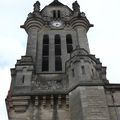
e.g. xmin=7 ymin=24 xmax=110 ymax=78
xmin=54 ymin=34 xmax=62 ymax=71
xmin=66 ymin=34 xmax=73 ymax=53
xmin=55 ymin=34 xmax=61 ymax=56
xmin=58 ymin=10 xmax=61 ymax=18
xmin=55 ymin=56 xmax=62 ymax=71
xmin=53 ymin=10 xmax=56 ymax=18
xmin=42 ymin=35 xmax=49 ymax=56
xmin=42 ymin=34 xmax=49 ymax=71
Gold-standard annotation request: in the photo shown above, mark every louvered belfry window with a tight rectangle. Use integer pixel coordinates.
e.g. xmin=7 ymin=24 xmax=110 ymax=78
xmin=42 ymin=34 xmax=49 ymax=71
xmin=66 ymin=34 xmax=73 ymax=53
xmin=55 ymin=34 xmax=62 ymax=71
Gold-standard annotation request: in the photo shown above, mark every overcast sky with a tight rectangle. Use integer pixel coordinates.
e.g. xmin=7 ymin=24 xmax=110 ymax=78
xmin=0 ymin=0 xmax=120 ymax=119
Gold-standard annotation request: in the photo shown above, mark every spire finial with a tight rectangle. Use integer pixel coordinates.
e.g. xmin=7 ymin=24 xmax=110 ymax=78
xmin=72 ymin=1 xmax=80 ymax=12
xmin=33 ymin=1 xmax=40 ymax=12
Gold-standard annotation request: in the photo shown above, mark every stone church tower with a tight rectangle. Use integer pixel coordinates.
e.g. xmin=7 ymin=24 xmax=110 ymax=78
xmin=6 ymin=0 xmax=120 ymax=120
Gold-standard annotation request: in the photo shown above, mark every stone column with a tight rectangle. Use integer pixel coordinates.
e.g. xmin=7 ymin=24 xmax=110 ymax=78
xmin=26 ymin=27 xmax=39 ymax=62
xmin=75 ymin=26 xmax=90 ymax=53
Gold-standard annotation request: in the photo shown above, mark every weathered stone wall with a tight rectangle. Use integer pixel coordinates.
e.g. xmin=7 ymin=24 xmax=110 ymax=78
xmin=69 ymin=86 xmax=110 ymax=120
xmin=7 ymin=95 xmax=70 ymax=120
xmin=106 ymin=89 xmax=120 ymax=120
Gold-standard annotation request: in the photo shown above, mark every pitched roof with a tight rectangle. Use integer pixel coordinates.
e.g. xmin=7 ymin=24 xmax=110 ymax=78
xmin=48 ymin=0 xmax=65 ymax=6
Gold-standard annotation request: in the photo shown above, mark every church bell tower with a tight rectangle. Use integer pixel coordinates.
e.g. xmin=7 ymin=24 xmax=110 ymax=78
xmin=6 ymin=0 xmax=120 ymax=120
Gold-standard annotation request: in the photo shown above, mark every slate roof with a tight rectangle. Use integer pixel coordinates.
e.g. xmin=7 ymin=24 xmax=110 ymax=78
xmin=48 ymin=0 xmax=65 ymax=6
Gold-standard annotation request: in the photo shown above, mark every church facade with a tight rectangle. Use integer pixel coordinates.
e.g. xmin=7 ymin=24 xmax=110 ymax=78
xmin=6 ymin=0 xmax=120 ymax=120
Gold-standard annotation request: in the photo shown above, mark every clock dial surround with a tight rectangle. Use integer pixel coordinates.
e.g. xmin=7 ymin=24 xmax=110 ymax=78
xmin=52 ymin=21 xmax=62 ymax=27
xmin=50 ymin=21 xmax=64 ymax=29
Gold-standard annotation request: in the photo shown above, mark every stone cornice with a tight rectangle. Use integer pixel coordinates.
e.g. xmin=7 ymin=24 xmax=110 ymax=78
xmin=70 ymin=16 xmax=93 ymax=31
xmin=12 ymin=82 xmax=120 ymax=96
xmin=21 ymin=16 xmax=45 ymax=33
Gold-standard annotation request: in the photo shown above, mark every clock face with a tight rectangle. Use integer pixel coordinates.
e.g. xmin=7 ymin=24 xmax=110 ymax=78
xmin=52 ymin=21 xmax=62 ymax=27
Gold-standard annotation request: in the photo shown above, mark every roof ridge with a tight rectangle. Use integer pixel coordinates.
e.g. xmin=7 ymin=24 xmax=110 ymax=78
xmin=48 ymin=0 xmax=65 ymax=6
